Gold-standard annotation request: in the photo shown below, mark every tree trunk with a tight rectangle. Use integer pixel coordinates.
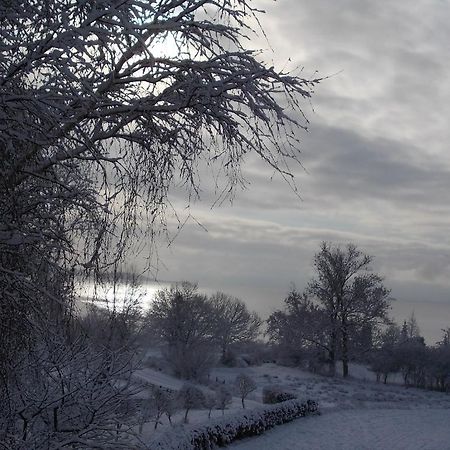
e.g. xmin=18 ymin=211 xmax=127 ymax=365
xmin=328 ymin=327 xmax=337 ymax=376
xmin=341 ymin=319 xmax=349 ymax=378
xmin=328 ymin=307 xmax=341 ymax=377
xmin=241 ymin=397 xmax=245 ymax=409
xmin=221 ymin=344 xmax=227 ymax=364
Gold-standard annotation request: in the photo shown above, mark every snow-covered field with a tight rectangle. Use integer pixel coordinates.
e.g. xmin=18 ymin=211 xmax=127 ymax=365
xmin=136 ymin=363 xmax=450 ymax=449
xmin=231 ymin=408 xmax=450 ymax=450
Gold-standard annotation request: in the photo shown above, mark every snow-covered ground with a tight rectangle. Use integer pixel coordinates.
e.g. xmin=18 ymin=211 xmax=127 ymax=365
xmin=211 ymin=363 xmax=450 ymax=410
xmin=135 ymin=362 xmax=450 ymax=449
xmin=135 ymin=367 xmax=185 ymax=392
xmin=231 ymin=408 xmax=450 ymax=450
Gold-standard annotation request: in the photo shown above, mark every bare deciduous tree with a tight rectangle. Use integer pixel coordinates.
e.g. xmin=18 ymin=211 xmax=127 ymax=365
xmin=146 ymin=282 xmax=217 ymax=379
xmin=235 ymin=373 xmax=256 ymax=409
xmin=1 ymin=0 xmax=319 ymax=445
xmin=267 ymin=288 xmax=332 ymax=370
xmin=401 ymin=312 xmax=422 ymax=341
xmin=203 ymin=393 xmax=216 ymax=419
xmin=178 ymin=383 xmax=205 ymax=424
xmin=215 ymin=386 xmax=233 ymax=415
xmin=149 ymin=386 xmax=173 ymax=430
xmin=1 ymin=0 xmax=319 ymax=292
xmin=211 ymin=292 xmax=262 ymax=363
xmin=0 ymin=335 xmax=140 ymax=448
xmin=308 ymin=242 xmax=391 ymax=377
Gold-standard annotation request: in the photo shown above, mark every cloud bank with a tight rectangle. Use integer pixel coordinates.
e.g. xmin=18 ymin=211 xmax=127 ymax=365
xmin=138 ymin=0 xmax=450 ymax=343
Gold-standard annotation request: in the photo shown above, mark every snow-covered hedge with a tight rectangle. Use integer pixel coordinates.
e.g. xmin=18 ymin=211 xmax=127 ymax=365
xmin=149 ymin=398 xmax=319 ymax=449
xmin=262 ymin=385 xmax=297 ymax=404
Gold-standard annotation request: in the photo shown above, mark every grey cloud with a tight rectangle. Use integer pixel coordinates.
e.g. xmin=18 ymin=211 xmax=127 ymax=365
xmin=259 ymin=0 xmax=450 ymax=150
xmin=303 ymin=125 xmax=450 ymax=205
xmin=131 ymin=1 xmax=450 ymax=345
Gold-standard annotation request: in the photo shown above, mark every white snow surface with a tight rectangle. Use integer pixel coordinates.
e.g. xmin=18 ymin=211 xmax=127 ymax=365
xmin=230 ymin=408 xmax=450 ymax=450
xmin=135 ymin=367 xmax=185 ymax=392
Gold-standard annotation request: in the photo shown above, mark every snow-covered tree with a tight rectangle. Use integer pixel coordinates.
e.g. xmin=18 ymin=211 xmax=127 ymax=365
xmin=267 ymin=288 xmax=331 ymax=369
xmin=1 ymin=0 xmax=319 ymax=297
xmin=178 ymin=383 xmax=205 ymax=423
xmin=149 ymin=386 xmax=174 ymax=430
xmin=1 ymin=0 xmax=319 ymax=445
xmin=438 ymin=328 xmax=450 ymax=347
xmin=402 ymin=312 xmax=422 ymax=341
xmin=235 ymin=373 xmax=256 ymax=409
xmin=210 ymin=292 xmax=262 ymax=363
xmin=146 ymin=282 xmax=217 ymax=379
xmin=215 ymin=386 xmax=233 ymax=415
xmin=0 ymin=334 xmax=141 ymax=448
xmin=203 ymin=393 xmax=217 ymax=419
xmin=308 ymin=242 xmax=391 ymax=377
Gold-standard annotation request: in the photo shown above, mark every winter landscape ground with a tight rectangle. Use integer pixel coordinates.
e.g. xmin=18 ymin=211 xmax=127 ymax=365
xmin=136 ymin=361 xmax=450 ymax=449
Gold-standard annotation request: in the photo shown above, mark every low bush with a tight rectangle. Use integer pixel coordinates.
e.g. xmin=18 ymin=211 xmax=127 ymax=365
xmin=262 ymin=385 xmax=297 ymax=404
xmin=149 ymin=398 xmax=319 ymax=449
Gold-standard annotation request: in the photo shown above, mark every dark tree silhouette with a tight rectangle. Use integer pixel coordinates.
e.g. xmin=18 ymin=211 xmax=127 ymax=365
xmin=309 ymin=242 xmax=391 ymax=377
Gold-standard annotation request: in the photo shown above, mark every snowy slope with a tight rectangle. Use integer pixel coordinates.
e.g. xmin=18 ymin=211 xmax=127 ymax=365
xmin=134 ymin=362 xmax=450 ymax=448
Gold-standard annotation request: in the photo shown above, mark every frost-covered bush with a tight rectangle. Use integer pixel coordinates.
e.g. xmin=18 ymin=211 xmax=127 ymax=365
xmin=149 ymin=398 xmax=319 ymax=449
xmin=262 ymin=385 xmax=297 ymax=404
xmin=215 ymin=386 xmax=233 ymax=415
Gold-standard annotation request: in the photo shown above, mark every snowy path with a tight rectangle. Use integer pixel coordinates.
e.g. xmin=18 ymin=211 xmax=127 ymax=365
xmin=134 ymin=368 xmax=185 ymax=391
xmin=230 ymin=408 xmax=450 ymax=450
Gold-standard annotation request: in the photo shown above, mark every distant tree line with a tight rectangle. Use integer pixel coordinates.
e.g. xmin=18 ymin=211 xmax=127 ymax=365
xmin=369 ymin=323 xmax=450 ymax=391
xmin=267 ymin=242 xmax=450 ymax=392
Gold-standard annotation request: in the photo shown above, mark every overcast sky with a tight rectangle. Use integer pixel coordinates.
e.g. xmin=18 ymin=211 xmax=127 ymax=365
xmin=140 ymin=0 xmax=450 ymax=344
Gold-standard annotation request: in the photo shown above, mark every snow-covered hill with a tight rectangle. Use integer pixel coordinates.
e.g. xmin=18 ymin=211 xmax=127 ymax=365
xmin=136 ymin=362 xmax=450 ymax=448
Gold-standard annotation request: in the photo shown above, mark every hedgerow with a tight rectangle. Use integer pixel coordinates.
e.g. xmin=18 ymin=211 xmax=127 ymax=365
xmin=149 ymin=398 xmax=319 ymax=449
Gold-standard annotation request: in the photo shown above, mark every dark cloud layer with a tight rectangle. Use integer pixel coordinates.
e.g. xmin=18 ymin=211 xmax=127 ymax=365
xmin=139 ymin=0 xmax=450 ymax=344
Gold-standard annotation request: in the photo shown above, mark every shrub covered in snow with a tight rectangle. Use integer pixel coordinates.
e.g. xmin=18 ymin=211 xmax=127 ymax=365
xmin=262 ymin=385 xmax=297 ymax=404
xmin=215 ymin=386 xmax=233 ymax=415
xmin=149 ymin=398 xmax=319 ymax=449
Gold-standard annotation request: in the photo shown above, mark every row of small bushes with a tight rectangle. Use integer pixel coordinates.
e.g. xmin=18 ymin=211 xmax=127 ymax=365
xmin=149 ymin=398 xmax=319 ymax=449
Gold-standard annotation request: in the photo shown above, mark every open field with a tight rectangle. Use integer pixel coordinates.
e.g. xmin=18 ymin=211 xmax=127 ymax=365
xmin=230 ymin=408 xmax=450 ymax=450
